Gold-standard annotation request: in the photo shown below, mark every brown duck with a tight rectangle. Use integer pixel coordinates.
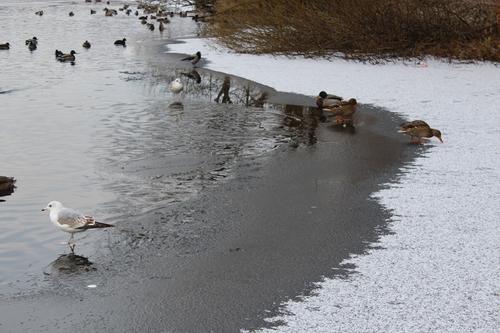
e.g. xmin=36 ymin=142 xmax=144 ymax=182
xmin=0 ymin=176 xmax=16 ymax=196
xmin=324 ymin=98 xmax=357 ymax=126
xmin=399 ymin=120 xmax=443 ymax=144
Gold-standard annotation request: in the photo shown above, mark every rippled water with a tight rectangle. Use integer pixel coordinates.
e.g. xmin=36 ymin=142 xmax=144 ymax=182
xmin=0 ymin=1 xmax=319 ymax=288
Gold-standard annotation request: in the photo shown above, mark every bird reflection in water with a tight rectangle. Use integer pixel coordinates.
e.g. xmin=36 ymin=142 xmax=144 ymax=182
xmin=45 ymin=253 xmax=95 ymax=276
xmin=169 ymin=101 xmax=184 ymax=110
xmin=281 ymin=104 xmax=321 ymax=146
xmin=215 ymin=76 xmax=232 ymax=104
xmin=181 ymin=69 xmax=201 ymax=84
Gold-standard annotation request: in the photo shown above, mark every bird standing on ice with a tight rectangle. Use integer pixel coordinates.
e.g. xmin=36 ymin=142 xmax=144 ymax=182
xmin=170 ymin=78 xmax=183 ymax=94
xmin=181 ymin=51 xmax=201 ymax=65
xmin=42 ymin=201 xmax=113 ymax=252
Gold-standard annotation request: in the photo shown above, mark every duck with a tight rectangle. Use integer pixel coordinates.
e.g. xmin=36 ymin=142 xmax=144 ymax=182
xmin=57 ymin=50 xmax=76 ymax=62
xmin=55 ymin=49 xmax=63 ymax=58
xmin=28 ymin=40 xmax=37 ymax=51
xmin=82 ymin=40 xmax=91 ymax=49
xmin=398 ymin=120 xmax=443 ymax=144
xmin=25 ymin=36 xmax=38 ymax=46
xmin=181 ymin=51 xmax=201 ymax=65
xmin=316 ymin=91 xmax=343 ymax=108
xmin=169 ymin=78 xmax=183 ymax=94
xmin=159 ymin=21 xmax=164 ymax=31
xmin=69 ymin=11 xmax=74 ymax=17
xmin=134 ymin=10 xmax=139 ymax=16
xmin=0 ymin=42 xmax=10 ymax=50
xmin=114 ymin=38 xmax=126 ymax=46
xmin=0 ymin=176 xmax=16 ymax=194
xmin=90 ymin=9 xmax=96 ymax=14
xmin=35 ymin=10 xmax=44 ymax=16
xmin=324 ymin=98 xmax=357 ymax=126
xmin=147 ymin=23 xmax=155 ymax=31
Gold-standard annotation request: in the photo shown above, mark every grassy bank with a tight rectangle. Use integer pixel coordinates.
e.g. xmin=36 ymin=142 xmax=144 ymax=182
xmin=204 ymin=0 xmax=500 ymax=61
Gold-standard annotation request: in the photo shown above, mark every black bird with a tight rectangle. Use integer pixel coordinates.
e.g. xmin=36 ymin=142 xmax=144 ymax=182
xmin=28 ymin=41 xmax=37 ymax=51
xmin=0 ymin=42 xmax=10 ymax=50
xmin=82 ymin=40 xmax=91 ymax=49
xmin=181 ymin=51 xmax=202 ymax=65
xmin=147 ymin=23 xmax=154 ymax=31
xmin=114 ymin=38 xmax=126 ymax=46
xmin=25 ymin=36 xmax=38 ymax=46
xmin=90 ymin=9 xmax=96 ymax=14
xmin=55 ymin=49 xmax=63 ymax=58
xmin=69 ymin=11 xmax=74 ymax=17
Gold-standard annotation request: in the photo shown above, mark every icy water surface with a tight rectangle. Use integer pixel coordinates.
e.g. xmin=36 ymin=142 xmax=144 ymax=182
xmin=0 ymin=0 xmax=318 ymax=289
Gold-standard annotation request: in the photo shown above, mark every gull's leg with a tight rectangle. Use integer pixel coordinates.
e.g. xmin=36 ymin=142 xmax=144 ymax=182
xmin=68 ymin=233 xmax=75 ymax=253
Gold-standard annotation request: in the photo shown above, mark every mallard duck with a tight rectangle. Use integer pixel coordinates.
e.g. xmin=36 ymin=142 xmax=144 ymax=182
xmin=82 ymin=40 xmax=91 ymax=49
xmin=114 ymin=38 xmax=126 ymax=46
xmin=181 ymin=51 xmax=201 ymax=65
xmin=0 ymin=42 xmax=10 ymax=50
xmin=57 ymin=50 xmax=76 ymax=62
xmin=399 ymin=120 xmax=443 ymax=144
xmin=324 ymin=98 xmax=357 ymax=126
xmin=316 ymin=91 xmax=343 ymax=108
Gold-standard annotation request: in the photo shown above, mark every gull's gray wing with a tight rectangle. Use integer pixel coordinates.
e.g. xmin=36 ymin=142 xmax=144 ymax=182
xmin=57 ymin=208 xmax=91 ymax=228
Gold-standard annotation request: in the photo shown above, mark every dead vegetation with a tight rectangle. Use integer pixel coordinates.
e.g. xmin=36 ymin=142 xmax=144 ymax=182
xmin=205 ymin=0 xmax=500 ymax=61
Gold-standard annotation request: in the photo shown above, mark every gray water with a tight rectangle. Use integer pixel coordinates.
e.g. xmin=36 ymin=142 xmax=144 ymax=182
xmin=0 ymin=0 xmax=318 ymax=290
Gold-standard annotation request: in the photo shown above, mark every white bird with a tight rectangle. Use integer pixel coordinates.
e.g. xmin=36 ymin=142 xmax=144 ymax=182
xmin=42 ymin=201 xmax=113 ymax=252
xmin=169 ymin=78 xmax=183 ymax=94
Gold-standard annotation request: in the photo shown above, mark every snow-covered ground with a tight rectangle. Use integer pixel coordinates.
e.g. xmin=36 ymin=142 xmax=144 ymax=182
xmin=168 ymin=39 xmax=500 ymax=332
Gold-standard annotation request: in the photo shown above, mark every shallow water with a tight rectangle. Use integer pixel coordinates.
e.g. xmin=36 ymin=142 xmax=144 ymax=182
xmin=0 ymin=0 xmax=320 ymax=289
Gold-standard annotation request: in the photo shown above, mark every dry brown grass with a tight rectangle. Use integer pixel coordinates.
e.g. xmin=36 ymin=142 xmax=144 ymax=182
xmin=205 ymin=0 xmax=500 ymax=61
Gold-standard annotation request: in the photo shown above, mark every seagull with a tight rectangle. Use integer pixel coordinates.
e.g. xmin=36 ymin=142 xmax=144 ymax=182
xmin=42 ymin=201 xmax=113 ymax=252
xmin=169 ymin=78 xmax=183 ymax=94
xmin=181 ymin=51 xmax=201 ymax=65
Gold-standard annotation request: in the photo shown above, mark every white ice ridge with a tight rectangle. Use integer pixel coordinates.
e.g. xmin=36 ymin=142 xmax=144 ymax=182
xmin=168 ymin=39 xmax=500 ymax=332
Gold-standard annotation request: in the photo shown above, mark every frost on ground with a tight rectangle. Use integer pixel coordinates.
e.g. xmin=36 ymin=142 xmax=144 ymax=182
xmin=168 ymin=39 xmax=500 ymax=332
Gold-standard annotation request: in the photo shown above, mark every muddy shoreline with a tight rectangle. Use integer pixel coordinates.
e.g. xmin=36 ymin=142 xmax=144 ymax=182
xmin=0 ymin=98 xmax=419 ymax=331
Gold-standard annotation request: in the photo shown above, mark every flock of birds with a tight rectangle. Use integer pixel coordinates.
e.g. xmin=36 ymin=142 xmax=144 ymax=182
xmin=315 ymin=91 xmax=443 ymax=143
xmin=1 ymin=1 xmax=442 ymax=254
xmin=0 ymin=0 xmax=202 ymax=66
